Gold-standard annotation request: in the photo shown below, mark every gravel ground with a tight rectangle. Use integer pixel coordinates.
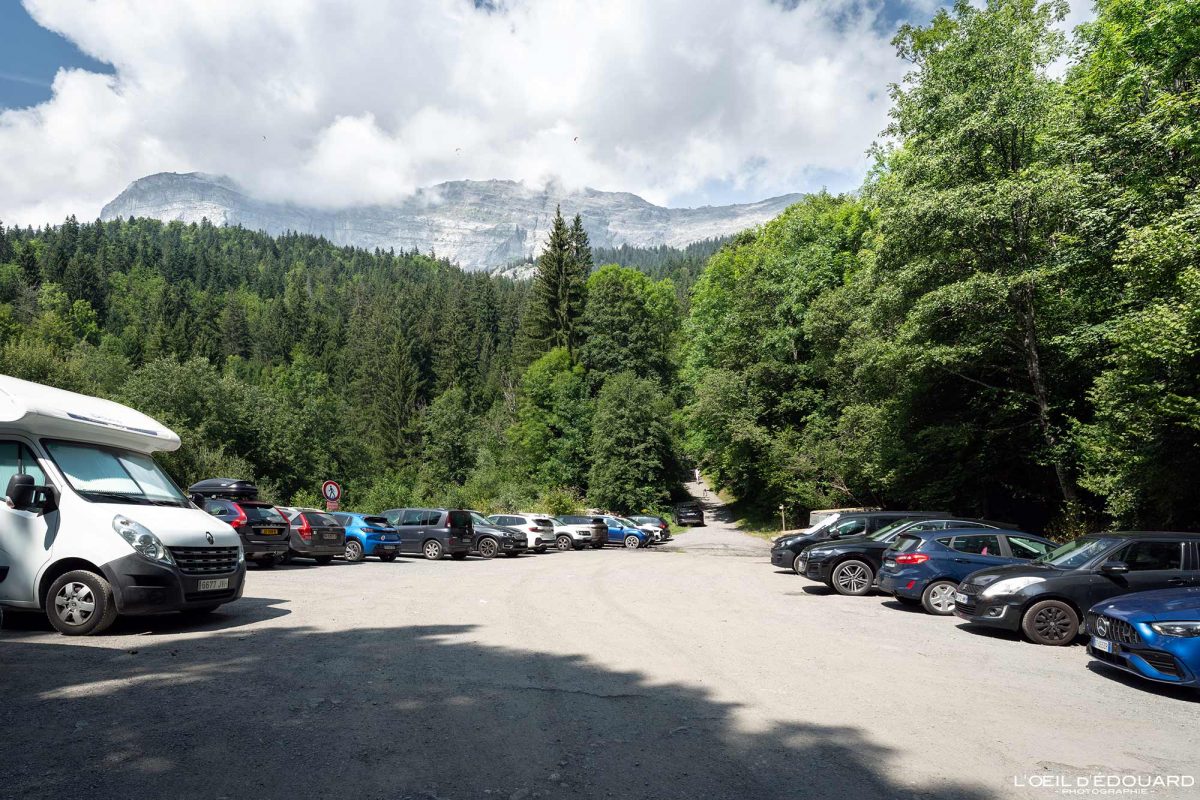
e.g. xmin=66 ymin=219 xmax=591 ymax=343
xmin=1 ymin=485 xmax=1196 ymax=800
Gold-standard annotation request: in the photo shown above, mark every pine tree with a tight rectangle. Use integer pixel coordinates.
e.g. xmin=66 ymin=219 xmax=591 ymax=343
xmin=517 ymin=206 xmax=588 ymax=363
xmin=567 ymin=213 xmax=593 ymax=355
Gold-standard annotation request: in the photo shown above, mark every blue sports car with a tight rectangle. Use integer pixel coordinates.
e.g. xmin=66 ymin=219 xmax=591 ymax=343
xmin=1086 ymin=587 xmax=1200 ymax=690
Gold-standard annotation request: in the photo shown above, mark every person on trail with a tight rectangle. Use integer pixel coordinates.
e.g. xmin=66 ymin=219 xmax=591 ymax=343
xmin=693 ymin=468 xmax=701 ymax=483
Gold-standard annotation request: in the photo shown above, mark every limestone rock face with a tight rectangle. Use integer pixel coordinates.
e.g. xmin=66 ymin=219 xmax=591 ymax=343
xmin=101 ymin=172 xmax=801 ymax=271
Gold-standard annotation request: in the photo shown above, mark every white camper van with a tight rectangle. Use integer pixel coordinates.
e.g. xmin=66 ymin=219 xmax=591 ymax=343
xmin=0 ymin=375 xmax=245 ymax=635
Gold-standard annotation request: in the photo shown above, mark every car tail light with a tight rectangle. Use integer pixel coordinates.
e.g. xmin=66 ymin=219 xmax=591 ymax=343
xmin=529 ymin=526 xmax=539 ymax=532
xmin=230 ymin=503 xmax=248 ymax=529
xmin=296 ymin=515 xmax=313 ymax=541
xmin=895 ymin=553 xmax=929 ymax=565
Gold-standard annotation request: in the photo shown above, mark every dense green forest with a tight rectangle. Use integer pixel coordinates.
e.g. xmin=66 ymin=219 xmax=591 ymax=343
xmin=684 ymin=0 xmax=1200 ymax=533
xmin=1 ymin=0 xmax=1197 ymax=533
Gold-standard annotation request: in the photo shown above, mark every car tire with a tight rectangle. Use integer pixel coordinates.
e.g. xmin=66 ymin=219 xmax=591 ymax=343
xmin=556 ymin=535 xmax=573 ymax=552
xmin=504 ymin=552 xmax=522 ymax=558
xmin=279 ymin=550 xmax=293 ymax=565
xmin=345 ymin=539 xmax=365 ymax=563
xmin=831 ymin=560 xmax=875 ymax=596
xmin=423 ymin=540 xmax=444 ymax=560
xmin=45 ymin=570 xmax=118 ymax=636
xmin=920 ymin=580 xmax=958 ymax=615
xmin=535 ymin=546 xmax=548 ymax=554
xmin=791 ymin=553 xmax=806 ymax=575
xmin=477 ymin=537 xmax=499 ymax=559
xmin=379 ymin=554 xmax=398 ymax=562
xmin=314 ymin=556 xmax=333 ymax=565
xmin=623 ymin=535 xmax=641 ymax=549
xmin=257 ymin=557 xmax=276 ymax=569
xmin=592 ymin=542 xmax=605 ymax=550
xmin=451 ymin=552 xmax=468 ymax=561
xmin=1022 ymin=599 xmax=1080 ymax=646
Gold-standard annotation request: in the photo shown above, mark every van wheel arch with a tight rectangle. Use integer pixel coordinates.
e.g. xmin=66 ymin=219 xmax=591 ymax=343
xmin=38 ymin=558 xmax=106 ymax=607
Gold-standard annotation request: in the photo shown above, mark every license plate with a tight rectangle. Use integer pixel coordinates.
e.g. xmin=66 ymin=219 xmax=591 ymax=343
xmin=323 ymin=533 xmax=338 ymax=540
xmin=197 ymin=578 xmax=229 ymax=591
xmin=1092 ymin=636 xmax=1114 ymax=654
xmin=261 ymin=528 xmax=280 ymax=536
xmin=955 ymin=592 xmax=968 ymax=604
xmin=378 ymin=545 xmax=397 ymax=552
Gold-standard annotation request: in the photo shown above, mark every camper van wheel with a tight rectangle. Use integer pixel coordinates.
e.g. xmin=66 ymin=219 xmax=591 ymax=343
xmin=46 ymin=570 xmax=117 ymax=636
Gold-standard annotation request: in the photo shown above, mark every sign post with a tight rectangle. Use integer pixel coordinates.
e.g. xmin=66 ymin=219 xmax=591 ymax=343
xmin=322 ymin=480 xmax=342 ymax=512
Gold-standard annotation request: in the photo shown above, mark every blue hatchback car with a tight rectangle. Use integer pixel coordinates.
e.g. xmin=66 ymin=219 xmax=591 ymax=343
xmin=878 ymin=528 xmax=1056 ymax=615
xmin=332 ymin=512 xmax=402 ymax=562
xmin=599 ymin=515 xmax=653 ymax=549
xmin=1086 ymin=588 xmax=1200 ymax=690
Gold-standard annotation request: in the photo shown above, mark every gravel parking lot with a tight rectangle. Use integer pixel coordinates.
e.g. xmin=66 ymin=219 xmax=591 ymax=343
xmin=1 ymin=493 xmax=1196 ymax=800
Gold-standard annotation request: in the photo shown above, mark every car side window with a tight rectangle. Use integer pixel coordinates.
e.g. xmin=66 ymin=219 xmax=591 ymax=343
xmin=422 ymin=511 xmax=443 ymax=526
xmin=204 ymin=500 xmax=228 ymax=516
xmin=1007 ymin=536 xmax=1051 ymax=559
xmin=400 ymin=510 xmax=424 ymax=525
xmin=951 ymin=535 xmax=1002 ymax=556
xmin=1117 ymin=541 xmax=1184 ymax=571
xmin=831 ymin=517 xmax=867 ymax=536
xmin=0 ymin=441 xmax=48 ymax=490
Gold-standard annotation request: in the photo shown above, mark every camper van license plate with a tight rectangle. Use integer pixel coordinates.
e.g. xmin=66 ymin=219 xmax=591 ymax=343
xmin=198 ymin=578 xmax=229 ymax=592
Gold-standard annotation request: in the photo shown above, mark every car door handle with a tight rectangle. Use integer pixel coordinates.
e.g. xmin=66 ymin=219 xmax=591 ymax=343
xmin=954 ymin=558 xmax=970 ymax=563
xmin=1166 ymin=577 xmax=1186 ymax=585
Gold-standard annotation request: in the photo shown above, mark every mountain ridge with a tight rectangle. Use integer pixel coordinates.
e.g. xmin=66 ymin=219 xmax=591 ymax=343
xmin=100 ymin=172 xmax=801 ymax=271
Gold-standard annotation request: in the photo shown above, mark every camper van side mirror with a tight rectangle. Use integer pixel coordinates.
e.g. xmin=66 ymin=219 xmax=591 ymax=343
xmin=6 ymin=474 xmax=36 ymax=510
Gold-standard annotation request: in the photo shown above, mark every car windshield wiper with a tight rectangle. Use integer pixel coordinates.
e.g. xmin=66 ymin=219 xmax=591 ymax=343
xmin=81 ymin=491 xmax=153 ymax=505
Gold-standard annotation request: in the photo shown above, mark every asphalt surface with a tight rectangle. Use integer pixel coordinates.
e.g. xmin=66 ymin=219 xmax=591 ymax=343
xmin=1 ymin=483 xmax=1196 ymax=799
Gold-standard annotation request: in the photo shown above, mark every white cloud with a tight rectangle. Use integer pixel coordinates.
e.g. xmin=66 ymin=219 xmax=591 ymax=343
xmin=0 ymin=0 xmax=1094 ymax=225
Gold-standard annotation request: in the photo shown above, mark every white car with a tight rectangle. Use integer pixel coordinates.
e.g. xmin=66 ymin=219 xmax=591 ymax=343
xmin=550 ymin=516 xmax=597 ymax=551
xmin=488 ymin=513 xmax=556 ymax=553
xmin=0 ymin=375 xmax=245 ymax=635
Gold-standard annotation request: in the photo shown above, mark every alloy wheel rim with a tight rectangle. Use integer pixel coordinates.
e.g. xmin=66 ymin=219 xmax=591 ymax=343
xmin=1035 ymin=607 xmax=1071 ymax=640
xmin=480 ymin=539 xmax=496 ymax=557
xmin=54 ymin=582 xmax=96 ymax=626
xmin=625 ymin=536 xmax=639 ymax=548
xmin=837 ymin=564 xmax=870 ymax=593
xmin=557 ymin=536 xmax=571 ymax=551
xmin=425 ymin=542 xmax=440 ymax=558
xmin=930 ymin=584 xmax=955 ymax=612
xmin=346 ymin=541 xmax=361 ymax=559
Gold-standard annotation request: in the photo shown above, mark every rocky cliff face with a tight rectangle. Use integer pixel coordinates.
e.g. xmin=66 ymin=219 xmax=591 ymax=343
xmin=101 ymin=172 xmax=801 ymax=271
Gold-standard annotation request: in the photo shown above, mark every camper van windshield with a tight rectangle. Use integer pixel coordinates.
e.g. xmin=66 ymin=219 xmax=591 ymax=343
xmin=44 ymin=441 xmax=188 ymax=507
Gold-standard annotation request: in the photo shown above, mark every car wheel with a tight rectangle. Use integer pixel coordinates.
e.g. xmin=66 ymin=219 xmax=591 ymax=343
xmin=478 ymin=537 xmax=499 ymax=559
xmin=504 ymin=552 xmax=522 ymax=558
xmin=556 ymin=535 xmax=573 ymax=551
xmin=831 ymin=560 xmax=874 ymax=596
xmin=257 ymin=557 xmax=276 ymax=569
xmin=423 ymin=540 xmax=444 ymax=560
xmin=623 ymin=535 xmax=641 ymax=549
xmin=1022 ymin=599 xmax=1079 ymax=646
xmin=344 ymin=539 xmax=365 ymax=563
xmin=535 ymin=546 xmax=548 ymax=554
xmin=314 ymin=556 xmax=333 ymax=565
xmin=46 ymin=570 xmax=118 ymax=636
xmin=592 ymin=542 xmax=605 ymax=550
xmin=920 ymin=580 xmax=958 ymax=615
xmin=791 ymin=553 xmax=806 ymax=575
xmin=451 ymin=552 xmax=468 ymax=560
xmin=279 ymin=550 xmax=293 ymax=565
xmin=379 ymin=554 xmax=398 ymax=562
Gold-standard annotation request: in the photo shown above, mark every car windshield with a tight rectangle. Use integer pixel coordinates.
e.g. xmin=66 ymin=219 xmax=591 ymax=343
xmin=471 ymin=512 xmax=492 ymax=526
xmin=868 ymin=521 xmax=907 ymax=541
xmin=616 ymin=517 xmax=638 ymax=527
xmin=1034 ymin=537 xmax=1120 ymax=569
xmin=44 ymin=440 xmax=189 ymax=507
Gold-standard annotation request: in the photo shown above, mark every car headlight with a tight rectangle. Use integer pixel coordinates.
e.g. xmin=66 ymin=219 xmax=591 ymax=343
xmin=112 ymin=515 xmax=175 ymax=565
xmin=237 ymin=542 xmax=245 ymax=564
xmin=980 ymin=576 xmax=1043 ymax=598
xmin=1149 ymin=621 xmax=1200 ymax=638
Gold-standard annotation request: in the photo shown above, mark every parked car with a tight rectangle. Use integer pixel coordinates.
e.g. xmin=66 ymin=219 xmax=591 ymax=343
xmin=599 ymin=515 xmax=653 ymax=549
xmin=806 ymin=507 xmax=881 ymax=528
xmin=796 ymin=518 xmax=1013 ymax=594
xmin=487 ymin=513 xmax=555 ymax=553
xmin=1085 ymin=588 xmax=1200 ymax=690
xmin=191 ymin=479 xmax=290 ymax=569
xmin=771 ymin=510 xmax=952 ymax=573
xmin=332 ymin=512 xmax=401 ymax=561
xmin=555 ymin=515 xmax=609 ymax=550
xmin=381 ymin=508 xmax=474 ymax=560
xmin=878 ymin=528 xmax=1056 ymax=615
xmin=0 ymin=376 xmax=245 ymax=636
xmin=466 ymin=511 xmax=528 ymax=558
xmin=631 ymin=514 xmax=672 ymax=542
xmin=955 ymin=532 xmax=1200 ymax=645
xmin=277 ymin=506 xmax=345 ymax=564
xmin=674 ymin=502 xmax=704 ymax=526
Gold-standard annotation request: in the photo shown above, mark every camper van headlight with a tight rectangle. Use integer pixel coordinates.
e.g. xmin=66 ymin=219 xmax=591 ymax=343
xmin=112 ymin=515 xmax=175 ymax=566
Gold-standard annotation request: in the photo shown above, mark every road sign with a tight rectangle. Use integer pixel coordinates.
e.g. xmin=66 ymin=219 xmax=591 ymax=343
xmin=321 ymin=480 xmax=342 ymax=502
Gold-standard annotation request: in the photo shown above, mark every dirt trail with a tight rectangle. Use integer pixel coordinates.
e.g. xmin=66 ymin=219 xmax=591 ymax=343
xmin=659 ymin=478 xmax=772 ymax=557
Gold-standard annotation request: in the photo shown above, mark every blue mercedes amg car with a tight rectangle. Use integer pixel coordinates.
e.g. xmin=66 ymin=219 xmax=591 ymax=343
xmin=1086 ymin=587 xmax=1200 ymax=690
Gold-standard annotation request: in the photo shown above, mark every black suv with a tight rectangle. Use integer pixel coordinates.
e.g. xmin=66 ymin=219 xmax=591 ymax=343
xmin=797 ymin=518 xmax=1013 ymax=594
xmin=190 ymin=478 xmax=289 ymax=568
xmin=381 ymin=508 xmax=474 ymax=560
xmin=770 ymin=510 xmax=950 ymax=574
xmin=955 ymin=532 xmax=1200 ymax=645
xmin=466 ymin=511 xmax=529 ymax=558
xmin=674 ymin=502 xmax=704 ymax=526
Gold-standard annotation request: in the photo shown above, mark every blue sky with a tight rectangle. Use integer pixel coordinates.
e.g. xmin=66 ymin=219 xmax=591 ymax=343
xmin=0 ymin=1 xmax=111 ymax=109
xmin=0 ymin=0 xmax=1090 ymax=223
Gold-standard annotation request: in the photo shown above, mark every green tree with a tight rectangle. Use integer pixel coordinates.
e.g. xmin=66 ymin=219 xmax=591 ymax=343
xmin=579 ymin=265 xmax=678 ymax=390
xmin=587 ymin=372 xmax=675 ymax=512
xmin=518 ymin=207 xmax=587 ymax=361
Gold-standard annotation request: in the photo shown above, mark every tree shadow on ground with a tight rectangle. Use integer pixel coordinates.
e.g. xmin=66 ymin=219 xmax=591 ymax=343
xmin=0 ymin=621 xmax=996 ymax=800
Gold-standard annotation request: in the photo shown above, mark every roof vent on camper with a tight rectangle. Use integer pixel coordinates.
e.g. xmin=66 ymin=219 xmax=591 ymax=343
xmin=187 ymin=478 xmax=260 ymax=501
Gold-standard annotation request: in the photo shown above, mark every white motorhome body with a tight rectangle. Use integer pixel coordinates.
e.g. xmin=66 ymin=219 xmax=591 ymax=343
xmin=0 ymin=375 xmax=245 ymax=635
